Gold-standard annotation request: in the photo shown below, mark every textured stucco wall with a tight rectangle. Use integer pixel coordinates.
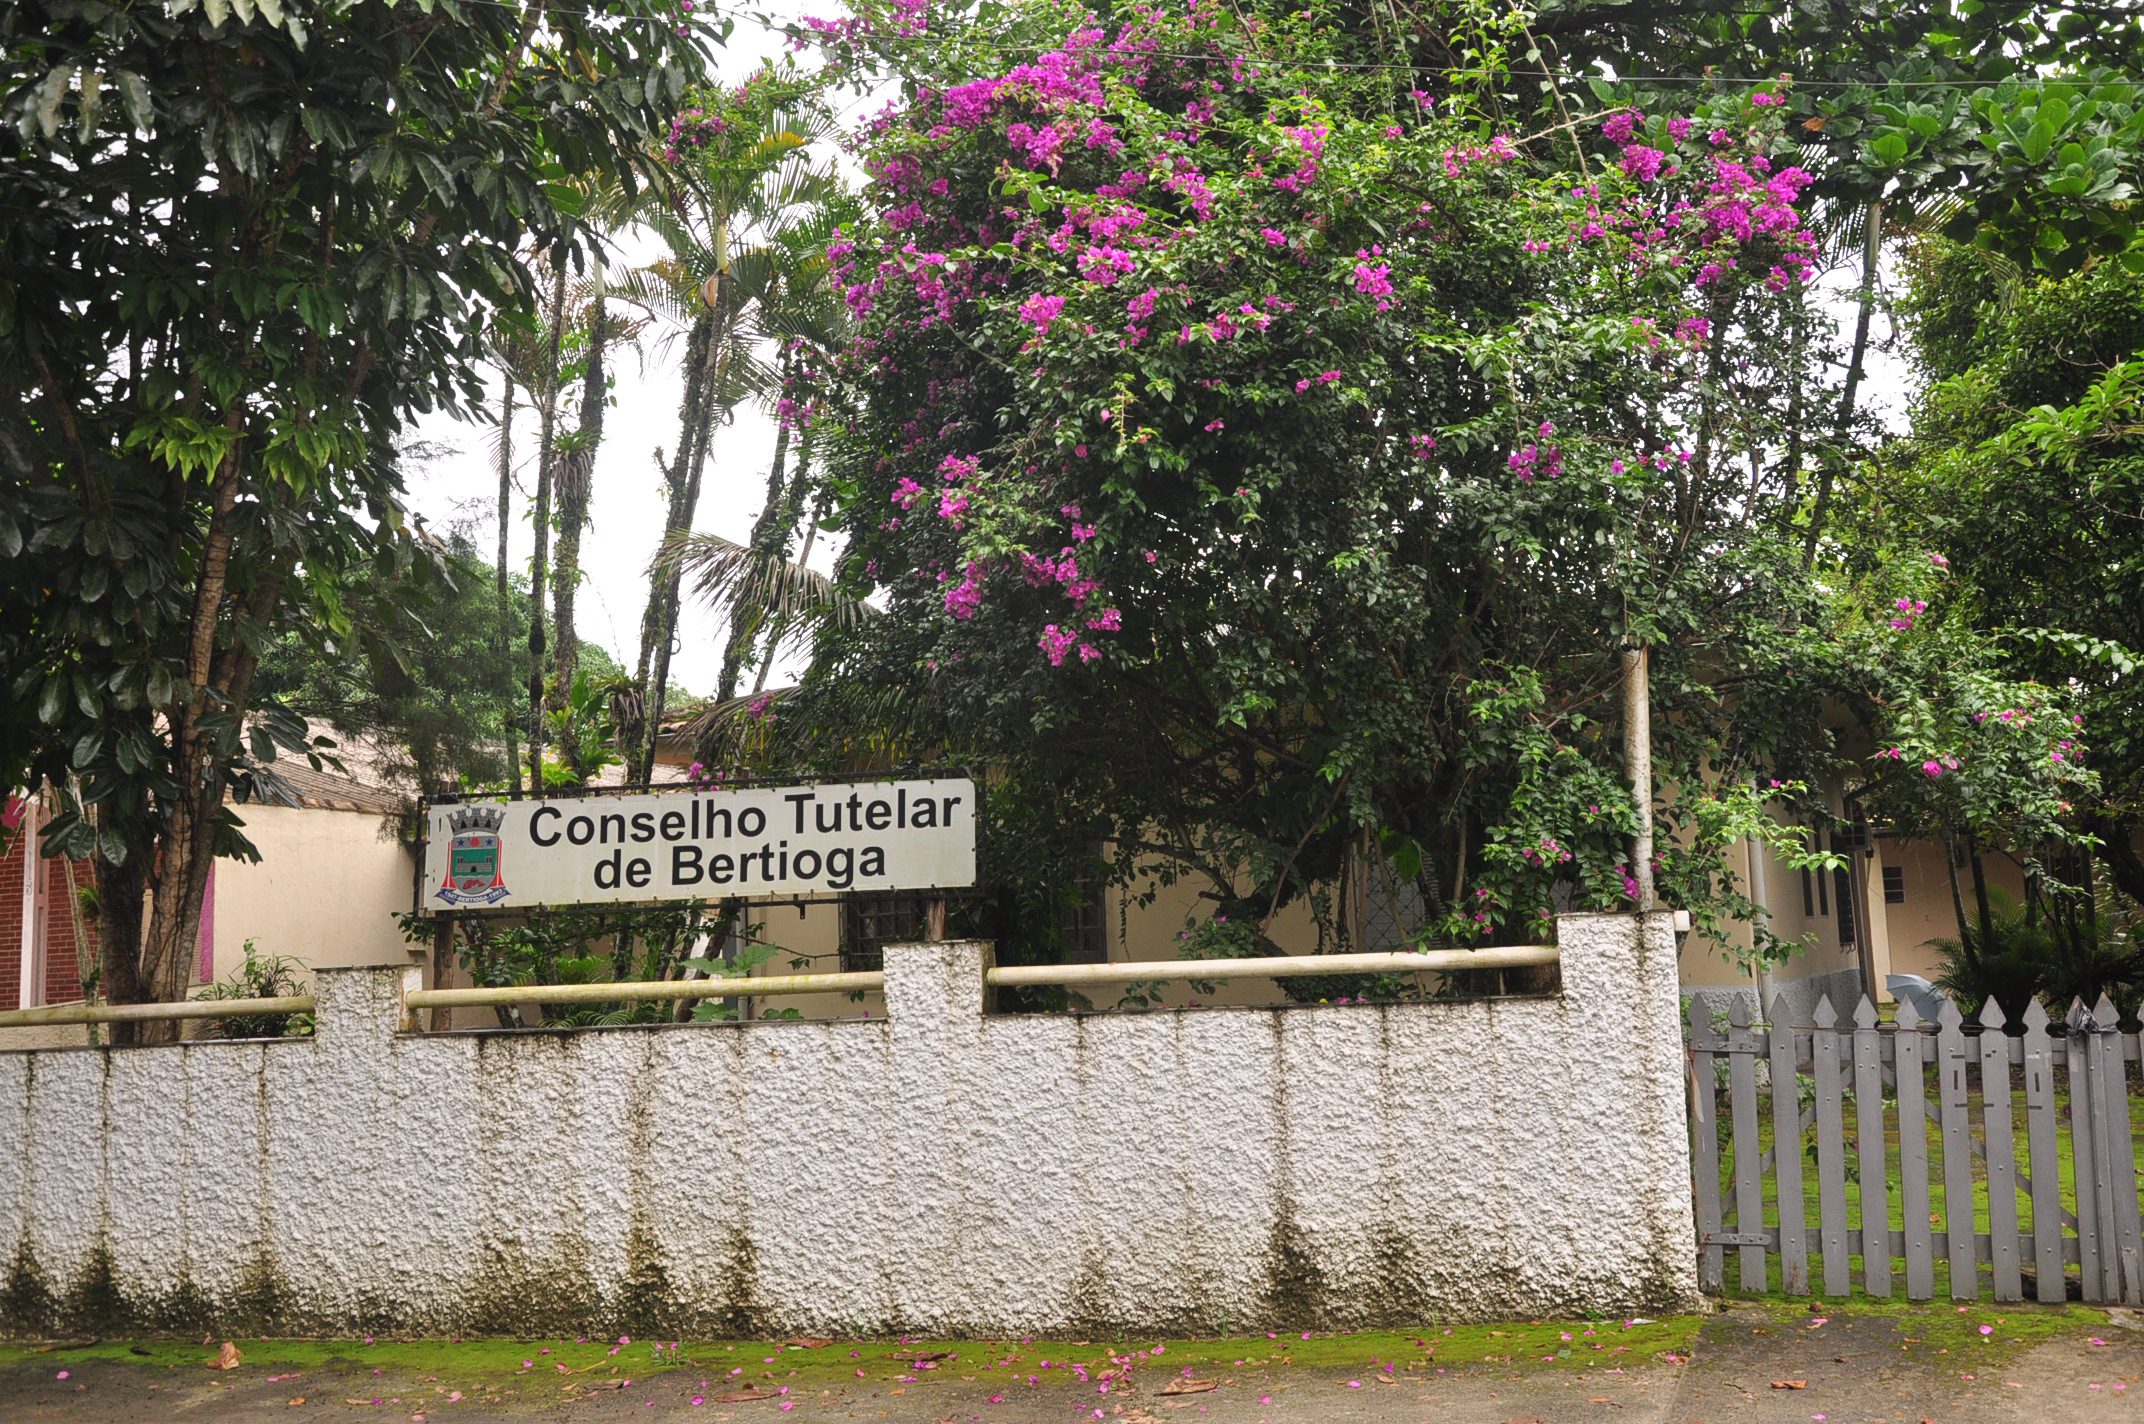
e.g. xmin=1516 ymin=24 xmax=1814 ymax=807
xmin=0 ymin=913 xmax=1696 ymax=1337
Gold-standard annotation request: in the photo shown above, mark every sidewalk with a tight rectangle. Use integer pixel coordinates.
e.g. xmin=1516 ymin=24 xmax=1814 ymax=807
xmin=0 ymin=1301 xmax=2136 ymax=1422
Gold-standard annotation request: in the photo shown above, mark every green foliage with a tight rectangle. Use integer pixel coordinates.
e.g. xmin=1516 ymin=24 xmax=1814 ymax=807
xmin=778 ymin=0 xmax=1850 ymax=969
xmin=1 ymin=0 xmax=717 ymax=1008
xmin=190 ymin=939 xmax=313 ymax=1040
xmin=539 ymin=667 xmax=625 ymax=789
xmin=1929 ymin=892 xmax=2141 ymax=1026
xmin=256 ymin=523 xmax=527 ymax=798
xmin=682 ymin=942 xmax=805 ymax=1022
xmin=1854 ymin=243 xmax=2144 ymax=909
xmin=430 ymin=903 xmax=715 ymax=1027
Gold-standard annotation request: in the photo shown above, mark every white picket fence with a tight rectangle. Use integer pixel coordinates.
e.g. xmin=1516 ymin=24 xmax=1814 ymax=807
xmin=1687 ymin=994 xmax=2144 ymax=1305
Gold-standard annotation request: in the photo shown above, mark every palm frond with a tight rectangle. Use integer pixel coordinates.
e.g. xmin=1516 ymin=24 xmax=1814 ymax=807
xmin=659 ymin=531 xmax=872 ymax=636
xmin=611 ymin=266 xmax=697 ymax=331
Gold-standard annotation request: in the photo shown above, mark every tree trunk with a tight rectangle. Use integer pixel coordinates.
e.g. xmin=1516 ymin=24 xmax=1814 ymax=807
xmin=117 ymin=445 xmax=242 ymax=1039
xmin=1804 ymin=197 xmax=1883 ymax=563
xmin=95 ymin=852 xmax=150 ymax=1045
xmin=716 ymin=361 xmax=795 ymax=703
xmin=527 ymin=258 xmax=567 ymax=790
xmin=753 ymin=499 xmax=819 ymax=696
xmin=497 ymin=373 xmax=522 ymax=795
xmin=637 ymin=308 xmax=728 ymax=783
xmin=636 ymin=313 xmax=713 ymax=688
xmin=550 ymin=286 xmax=607 ymax=779
xmin=1966 ymin=832 xmax=1995 ymax=949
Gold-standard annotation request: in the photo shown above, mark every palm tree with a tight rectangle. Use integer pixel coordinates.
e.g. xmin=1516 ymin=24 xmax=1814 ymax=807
xmin=609 ymin=64 xmax=849 ymax=783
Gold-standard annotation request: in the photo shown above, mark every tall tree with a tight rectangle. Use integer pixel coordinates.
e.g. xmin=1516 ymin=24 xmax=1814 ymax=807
xmin=1847 ymin=239 xmax=2144 ymax=906
xmin=623 ymin=64 xmax=846 ymax=782
xmin=0 ymin=0 xmax=713 ymax=1034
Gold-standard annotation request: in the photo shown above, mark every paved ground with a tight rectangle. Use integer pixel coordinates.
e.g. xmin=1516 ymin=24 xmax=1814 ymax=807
xmin=0 ymin=1303 xmax=2137 ymax=1422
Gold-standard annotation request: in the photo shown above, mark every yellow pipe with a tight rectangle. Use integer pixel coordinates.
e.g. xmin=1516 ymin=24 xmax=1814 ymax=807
xmin=984 ymin=945 xmax=1557 ymax=988
xmin=0 ymin=996 xmax=314 ymax=1029
xmin=404 ymin=971 xmax=885 ymax=1009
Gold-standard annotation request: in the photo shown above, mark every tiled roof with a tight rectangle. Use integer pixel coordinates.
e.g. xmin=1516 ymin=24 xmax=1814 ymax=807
xmin=241 ymin=757 xmax=407 ymax=816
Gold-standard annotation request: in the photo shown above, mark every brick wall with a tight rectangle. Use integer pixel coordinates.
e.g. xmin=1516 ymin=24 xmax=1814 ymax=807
xmin=41 ymin=856 xmax=97 ymax=1004
xmin=0 ymin=807 xmax=21 ymax=1007
xmin=0 ymin=805 xmax=101 ymax=1009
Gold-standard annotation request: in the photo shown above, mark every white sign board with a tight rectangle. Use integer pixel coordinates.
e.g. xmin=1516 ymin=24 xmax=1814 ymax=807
xmin=421 ymin=778 xmax=977 ymax=913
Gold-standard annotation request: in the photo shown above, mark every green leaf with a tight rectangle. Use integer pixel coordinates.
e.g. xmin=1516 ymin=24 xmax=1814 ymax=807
xmin=1869 ymin=131 xmax=1909 ymax=167
xmin=2020 ymin=119 xmax=2056 ymax=164
xmin=114 ymin=70 xmax=152 ymax=134
xmin=36 ymin=65 xmax=74 ymax=142
xmin=76 ymin=69 xmax=101 ymax=143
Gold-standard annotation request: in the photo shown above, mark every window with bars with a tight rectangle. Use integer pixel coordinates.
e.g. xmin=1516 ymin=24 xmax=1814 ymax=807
xmin=1833 ymin=866 xmax=1856 ymax=946
xmin=839 ymin=893 xmax=930 ymax=973
xmin=1356 ymin=856 xmax=1432 ymax=950
xmin=1882 ymin=865 xmax=1905 ymax=904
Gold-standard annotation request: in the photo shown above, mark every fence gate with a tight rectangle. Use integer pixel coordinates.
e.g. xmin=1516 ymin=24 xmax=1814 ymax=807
xmin=1687 ymin=994 xmax=2144 ymax=1304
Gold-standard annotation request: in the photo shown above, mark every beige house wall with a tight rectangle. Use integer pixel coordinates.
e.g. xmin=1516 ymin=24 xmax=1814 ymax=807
xmin=1876 ymin=837 xmax=2028 ymax=986
xmin=209 ymin=806 xmax=418 ymax=984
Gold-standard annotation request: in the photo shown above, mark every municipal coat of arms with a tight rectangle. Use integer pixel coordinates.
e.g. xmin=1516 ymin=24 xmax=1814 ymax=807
xmin=435 ymin=805 xmax=510 ymax=906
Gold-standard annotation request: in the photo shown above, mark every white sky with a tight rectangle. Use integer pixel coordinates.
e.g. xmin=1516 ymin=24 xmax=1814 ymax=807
xmin=402 ymin=5 xmax=856 ymax=701
xmin=399 ymin=22 xmax=1912 ymax=704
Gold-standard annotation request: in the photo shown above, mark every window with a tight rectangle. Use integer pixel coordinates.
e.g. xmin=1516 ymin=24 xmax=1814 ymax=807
xmin=1834 ymin=866 xmax=1856 ymax=946
xmin=1800 ymin=867 xmax=1814 ymax=918
xmin=1353 ymin=854 xmax=1433 ymax=949
xmin=839 ymin=893 xmax=930 ymax=972
xmin=1059 ymin=880 xmax=1109 ymax=963
xmin=1882 ymin=865 xmax=1905 ymax=904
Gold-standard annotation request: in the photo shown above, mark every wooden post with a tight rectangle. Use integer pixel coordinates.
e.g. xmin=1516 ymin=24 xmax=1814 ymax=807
xmin=925 ymin=895 xmax=947 ymax=943
xmin=1622 ymin=645 xmax=1655 ymax=910
xmin=1768 ymin=993 xmax=1809 ymax=1295
xmin=1895 ymin=998 xmax=1936 ymax=1300
xmin=1812 ymin=997 xmax=1849 ymax=1296
xmin=2019 ymin=1000 xmax=2066 ymax=1303
xmin=1688 ymin=1000 xmax=1726 ymax=1295
xmin=1852 ymin=997 xmax=1891 ymax=1297
xmin=1976 ymin=1000 xmax=2024 ymax=1301
xmin=429 ymin=914 xmax=454 ymax=1033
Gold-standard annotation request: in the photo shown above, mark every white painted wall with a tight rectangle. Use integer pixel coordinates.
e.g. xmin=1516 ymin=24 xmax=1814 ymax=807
xmin=0 ymin=913 xmax=1696 ymax=1336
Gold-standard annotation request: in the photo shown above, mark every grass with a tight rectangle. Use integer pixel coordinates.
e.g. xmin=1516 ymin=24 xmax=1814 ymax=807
xmin=1707 ymin=1080 xmax=2144 ymax=1297
xmin=0 ymin=1317 xmax=1703 ymax=1393
xmin=1715 ymin=1293 xmax=2112 ymax=1352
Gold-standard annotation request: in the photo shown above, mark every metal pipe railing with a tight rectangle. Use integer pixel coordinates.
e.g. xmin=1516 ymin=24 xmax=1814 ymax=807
xmin=983 ymin=944 xmax=1557 ymax=988
xmin=403 ymin=970 xmax=885 ymax=1010
xmin=0 ymin=947 xmax=1555 ymax=1031
xmin=0 ymin=995 xmax=315 ymax=1029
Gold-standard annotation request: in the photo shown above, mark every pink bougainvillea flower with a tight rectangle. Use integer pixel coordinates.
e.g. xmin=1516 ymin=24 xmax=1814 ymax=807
xmin=1017 ymin=292 xmax=1066 ymax=334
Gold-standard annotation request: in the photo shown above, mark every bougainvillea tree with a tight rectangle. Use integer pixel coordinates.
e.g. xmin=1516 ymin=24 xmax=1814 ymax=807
xmin=770 ymin=0 xmax=1889 ymax=955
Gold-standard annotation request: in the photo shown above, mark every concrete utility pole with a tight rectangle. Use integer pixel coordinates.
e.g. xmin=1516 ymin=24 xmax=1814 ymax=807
xmin=1622 ymin=644 xmax=1656 ymax=911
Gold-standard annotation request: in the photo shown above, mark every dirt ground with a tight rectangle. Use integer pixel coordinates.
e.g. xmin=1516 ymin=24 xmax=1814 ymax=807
xmin=0 ymin=1301 xmax=2137 ymax=1423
